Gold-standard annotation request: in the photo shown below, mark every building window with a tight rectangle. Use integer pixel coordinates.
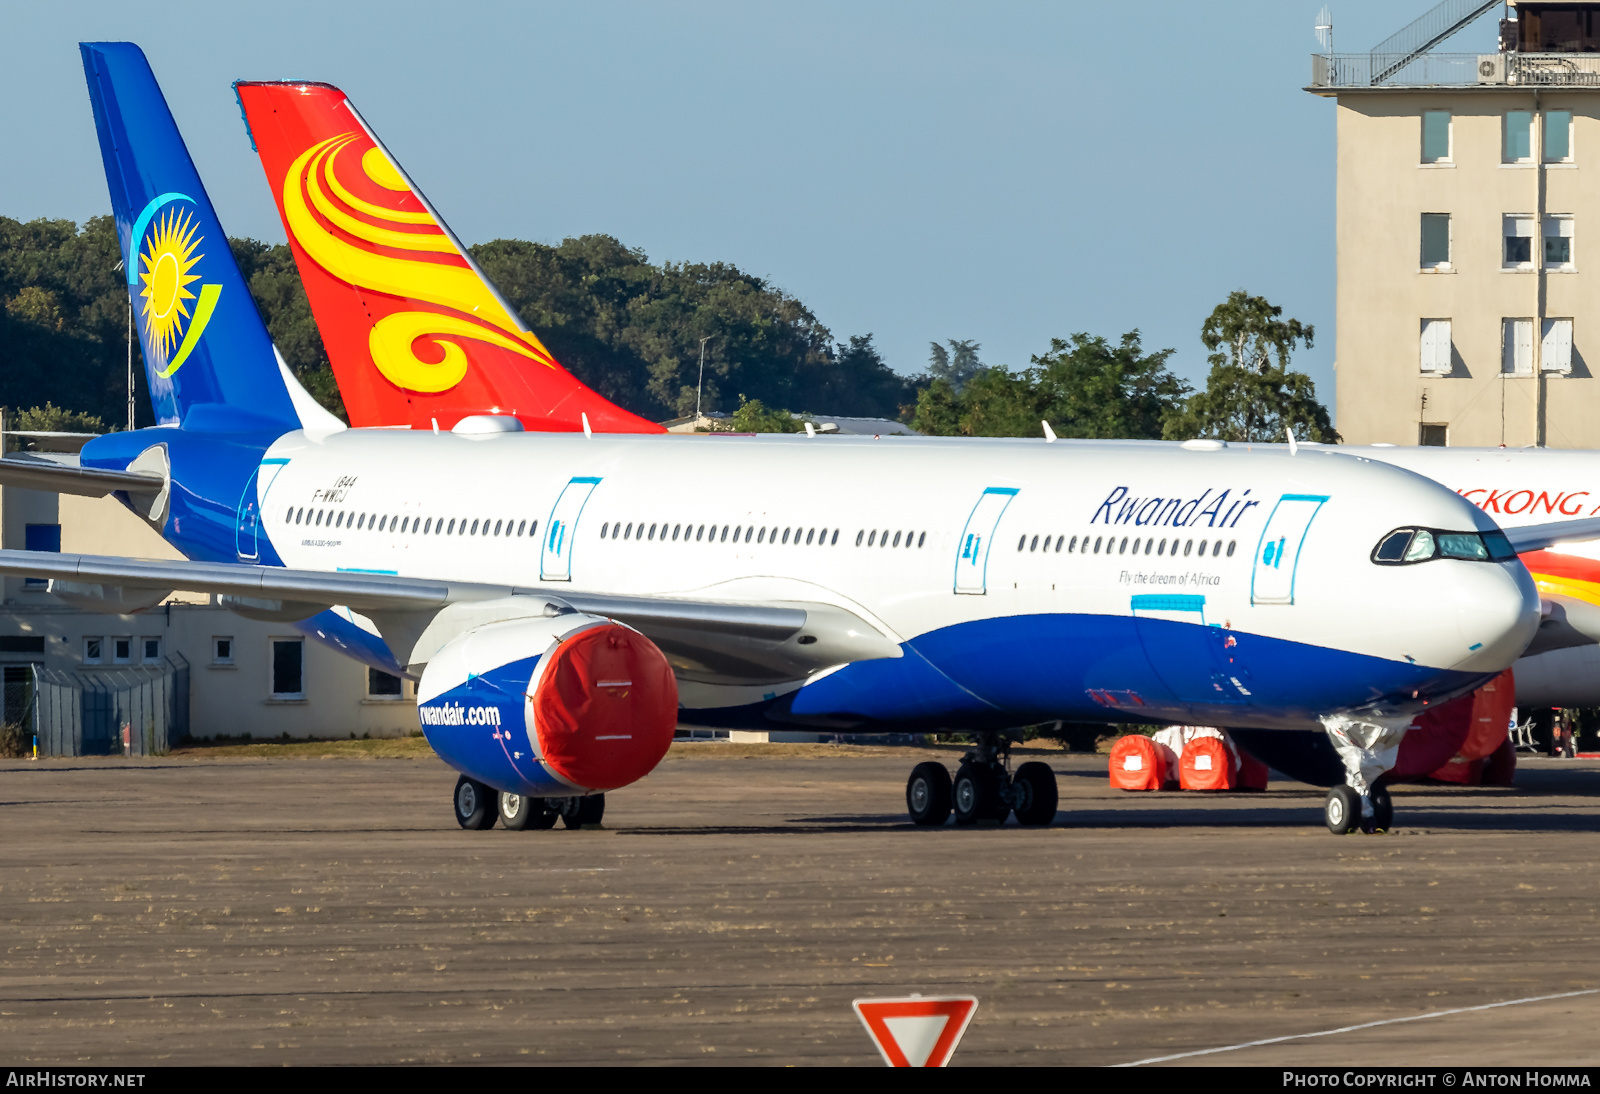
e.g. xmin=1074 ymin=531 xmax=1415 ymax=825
xmin=1505 ymin=111 xmax=1534 ymax=163
xmin=83 ymin=637 xmax=103 ymax=665
xmin=1422 ymin=110 xmax=1452 ymax=163
xmin=271 ymin=638 xmax=304 ymax=699
xmin=367 ymin=667 xmax=404 ymax=699
xmin=1421 ymin=214 xmax=1451 ymax=268
xmin=1420 ymin=319 xmax=1453 ymax=374
xmin=1503 ymin=317 xmax=1535 ymax=375
xmin=1504 ymin=215 xmax=1536 ymax=268
xmin=1420 ymin=423 xmax=1449 ymax=447
xmin=1544 ymin=215 xmax=1575 ymax=269
xmin=1542 ymin=318 xmax=1574 ymax=373
xmin=213 ymin=637 xmax=233 ymax=665
xmin=1546 ymin=110 xmax=1573 ymax=163
xmin=140 ymin=637 xmax=161 ymax=663
xmin=112 ymin=637 xmax=132 ymax=664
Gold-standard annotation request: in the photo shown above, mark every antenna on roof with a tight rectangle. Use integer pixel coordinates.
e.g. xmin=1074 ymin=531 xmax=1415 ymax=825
xmin=1315 ymin=6 xmax=1334 ymax=53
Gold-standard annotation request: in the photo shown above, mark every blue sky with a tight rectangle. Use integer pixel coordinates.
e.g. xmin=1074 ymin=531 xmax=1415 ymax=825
xmin=0 ymin=2 xmax=1504 ymax=415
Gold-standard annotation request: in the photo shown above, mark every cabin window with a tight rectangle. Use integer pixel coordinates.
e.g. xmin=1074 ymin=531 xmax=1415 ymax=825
xmin=835 ymin=530 xmax=843 ymax=545
xmin=495 ymin=520 xmax=503 ymax=535
xmin=868 ymin=530 xmax=876 ymax=546
xmin=1144 ymin=538 xmax=1153 ymax=555
xmin=1094 ymin=536 xmax=1103 ymax=553
xmin=747 ymin=527 xmax=756 ymax=543
xmin=857 ymin=530 xmax=865 ymax=546
xmin=1227 ymin=540 xmax=1236 ymax=556
xmin=601 ymin=523 xmax=610 ymax=538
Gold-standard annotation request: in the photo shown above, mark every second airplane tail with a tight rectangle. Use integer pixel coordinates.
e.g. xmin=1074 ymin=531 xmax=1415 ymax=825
xmin=233 ymin=80 xmax=663 ymax=434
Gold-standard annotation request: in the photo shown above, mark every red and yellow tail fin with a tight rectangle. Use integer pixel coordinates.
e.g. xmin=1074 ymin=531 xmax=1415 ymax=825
xmin=233 ymin=81 xmax=662 ymax=434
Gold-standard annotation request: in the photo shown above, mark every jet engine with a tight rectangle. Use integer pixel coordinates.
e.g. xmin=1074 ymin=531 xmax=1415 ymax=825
xmin=416 ymin=613 xmax=678 ymax=798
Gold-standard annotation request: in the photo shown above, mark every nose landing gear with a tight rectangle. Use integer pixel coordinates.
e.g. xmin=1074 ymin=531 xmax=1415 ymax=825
xmin=904 ymin=732 xmax=1058 ymax=827
xmin=1324 ymin=782 xmax=1393 ymax=835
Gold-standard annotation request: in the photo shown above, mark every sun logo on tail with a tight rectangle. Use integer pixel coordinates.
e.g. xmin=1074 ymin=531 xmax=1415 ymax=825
xmin=134 ymin=202 xmax=223 ymax=379
xmin=139 ymin=208 xmax=203 ymax=359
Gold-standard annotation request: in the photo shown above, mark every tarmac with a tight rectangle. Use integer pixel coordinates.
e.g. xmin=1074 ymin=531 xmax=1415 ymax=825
xmin=2 ymin=742 xmax=1599 ymax=1067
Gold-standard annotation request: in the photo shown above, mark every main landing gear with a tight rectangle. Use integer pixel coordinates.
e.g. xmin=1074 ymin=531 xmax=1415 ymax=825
xmin=452 ymin=775 xmax=604 ymax=831
xmin=905 ymin=732 xmax=1058 ymax=827
xmin=1323 ymin=782 xmax=1393 ymax=835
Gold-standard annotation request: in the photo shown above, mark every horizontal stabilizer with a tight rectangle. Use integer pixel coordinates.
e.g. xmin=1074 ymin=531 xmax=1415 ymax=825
xmin=0 ymin=456 xmax=163 ymax=497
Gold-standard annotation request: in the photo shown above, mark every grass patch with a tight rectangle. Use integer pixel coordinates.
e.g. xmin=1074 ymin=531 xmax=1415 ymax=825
xmin=170 ymin=736 xmax=435 ymax=760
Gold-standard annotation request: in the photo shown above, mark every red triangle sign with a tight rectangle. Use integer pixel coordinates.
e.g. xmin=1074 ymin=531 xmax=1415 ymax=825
xmin=853 ymin=995 xmax=978 ymax=1067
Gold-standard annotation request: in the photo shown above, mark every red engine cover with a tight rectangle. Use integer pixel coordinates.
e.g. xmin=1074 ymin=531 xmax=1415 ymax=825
xmin=531 ymin=624 xmax=678 ymax=792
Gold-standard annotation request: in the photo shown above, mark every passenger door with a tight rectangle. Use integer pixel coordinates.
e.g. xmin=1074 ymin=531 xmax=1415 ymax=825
xmin=541 ymin=476 xmax=601 ymax=582
xmin=236 ymin=459 xmax=289 ymax=561
xmin=954 ymin=487 xmax=1018 ymax=595
xmin=1250 ymin=493 xmax=1329 ymax=605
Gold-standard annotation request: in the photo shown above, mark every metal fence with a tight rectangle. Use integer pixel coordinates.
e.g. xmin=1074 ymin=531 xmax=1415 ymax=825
xmin=1312 ymin=52 xmax=1600 ymax=89
xmin=20 ymin=654 xmax=190 ymax=757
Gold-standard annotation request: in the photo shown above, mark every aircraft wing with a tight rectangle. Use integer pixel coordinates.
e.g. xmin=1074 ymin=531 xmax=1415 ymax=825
xmin=0 ymin=455 xmax=163 ymax=497
xmin=0 ymin=549 xmax=900 ymax=682
xmin=1505 ymin=516 xmax=1600 ymax=554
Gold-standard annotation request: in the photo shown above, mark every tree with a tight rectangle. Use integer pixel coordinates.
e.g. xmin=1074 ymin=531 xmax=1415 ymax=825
xmin=1164 ymin=291 xmax=1338 ymax=443
xmin=806 ymin=334 xmax=918 ymax=421
xmin=926 ymin=339 xmax=985 ymax=392
xmin=912 ymin=330 xmax=1188 ymax=439
xmin=723 ymin=396 xmax=806 ymax=433
xmin=8 ymin=403 xmax=109 ymax=433
xmin=229 ymin=238 xmax=345 ymax=421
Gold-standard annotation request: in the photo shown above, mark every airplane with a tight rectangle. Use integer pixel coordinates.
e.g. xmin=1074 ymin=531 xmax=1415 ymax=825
xmin=0 ymin=43 xmax=1566 ymax=840
xmin=227 ymin=77 xmax=1600 ymax=793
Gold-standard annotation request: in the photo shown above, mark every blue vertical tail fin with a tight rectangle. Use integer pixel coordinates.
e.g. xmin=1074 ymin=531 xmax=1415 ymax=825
xmin=80 ymin=42 xmax=302 ymax=433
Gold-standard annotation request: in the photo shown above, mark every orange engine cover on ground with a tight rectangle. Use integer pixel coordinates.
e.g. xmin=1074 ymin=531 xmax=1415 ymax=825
xmin=1180 ymin=736 xmax=1236 ymax=791
xmin=1109 ymin=735 xmax=1166 ymax=791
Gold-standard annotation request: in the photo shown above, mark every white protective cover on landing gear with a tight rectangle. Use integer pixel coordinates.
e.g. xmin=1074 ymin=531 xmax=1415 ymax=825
xmin=1319 ymin=712 xmax=1415 ymax=803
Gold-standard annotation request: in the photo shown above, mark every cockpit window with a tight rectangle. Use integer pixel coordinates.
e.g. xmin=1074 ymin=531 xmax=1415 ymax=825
xmin=1403 ymin=529 xmax=1436 ymax=562
xmin=1372 ymin=527 xmax=1519 ymax=565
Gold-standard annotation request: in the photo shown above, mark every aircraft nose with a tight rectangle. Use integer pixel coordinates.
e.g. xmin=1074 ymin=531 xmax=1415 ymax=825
xmin=1449 ymin=559 xmax=1541 ymax=672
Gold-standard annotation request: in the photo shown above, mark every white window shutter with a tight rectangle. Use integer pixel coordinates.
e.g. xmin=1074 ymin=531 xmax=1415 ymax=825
xmin=1420 ymin=319 xmax=1451 ymax=373
xmin=1505 ymin=318 xmax=1535 ymax=374
xmin=1542 ymin=319 xmax=1573 ymax=373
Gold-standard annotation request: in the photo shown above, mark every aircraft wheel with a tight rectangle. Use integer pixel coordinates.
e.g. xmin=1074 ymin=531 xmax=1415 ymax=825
xmin=1324 ymin=785 xmax=1361 ymax=835
xmin=557 ymin=794 xmax=606 ymax=829
xmin=1012 ymin=761 xmax=1059 ymax=826
xmin=453 ymin=775 xmax=497 ymax=830
xmin=906 ymin=761 xmax=953 ymax=826
xmin=1367 ymin=783 xmax=1394 ymax=833
xmin=952 ymin=762 xmax=1002 ymax=826
xmin=500 ymin=792 xmax=558 ymax=831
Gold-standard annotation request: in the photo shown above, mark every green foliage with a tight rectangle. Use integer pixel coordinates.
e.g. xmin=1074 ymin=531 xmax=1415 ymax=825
xmin=927 ymin=338 xmax=986 ymax=392
xmin=2 ymin=219 xmax=915 ymax=428
xmin=8 ymin=402 xmax=109 ymax=433
xmin=0 ymin=216 xmax=142 ymax=427
xmin=1164 ymin=291 xmax=1338 ymax=444
xmin=725 ymin=396 xmax=806 ymax=433
xmin=470 ymin=235 xmax=913 ymax=421
xmin=229 ymin=238 xmax=346 ymax=421
xmin=912 ymin=330 xmax=1187 ymax=439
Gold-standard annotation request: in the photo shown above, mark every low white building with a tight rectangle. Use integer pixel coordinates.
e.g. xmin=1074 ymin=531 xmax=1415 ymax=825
xmin=0 ymin=479 xmax=418 ymax=743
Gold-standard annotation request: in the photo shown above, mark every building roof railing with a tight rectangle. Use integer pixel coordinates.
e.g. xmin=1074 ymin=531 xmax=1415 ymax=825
xmin=1310 ymin=51 xmax=1600 ymax=90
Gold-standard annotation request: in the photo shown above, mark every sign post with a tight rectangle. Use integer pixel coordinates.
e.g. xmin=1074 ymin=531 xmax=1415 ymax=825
xmin=852 ymin=995 xmax=978 ymax=1067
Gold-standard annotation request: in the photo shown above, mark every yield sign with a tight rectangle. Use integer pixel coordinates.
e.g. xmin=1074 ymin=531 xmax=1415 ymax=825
xmin=853 ymin=995 xmax=979 ymax=1067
